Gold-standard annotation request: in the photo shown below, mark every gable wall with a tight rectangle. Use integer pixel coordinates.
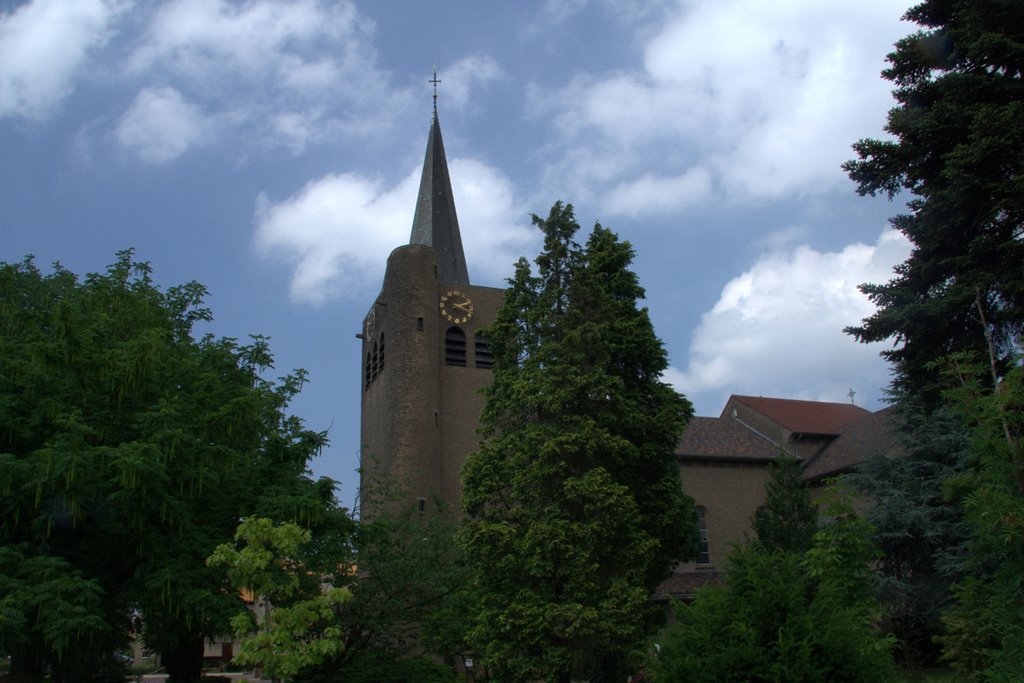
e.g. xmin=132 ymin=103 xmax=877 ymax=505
xmin=677 ymin=460 xmax=772 ymax=570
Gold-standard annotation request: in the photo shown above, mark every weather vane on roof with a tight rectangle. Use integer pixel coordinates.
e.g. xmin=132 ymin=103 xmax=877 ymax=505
xmin=430 ymin=66 xmax=441 ymax=114
xmin=847 ymin=387 xmax=856 ymax=405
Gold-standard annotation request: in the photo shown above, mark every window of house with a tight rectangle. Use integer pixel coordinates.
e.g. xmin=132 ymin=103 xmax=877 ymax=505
xmin=445 ymin=327 xmax=467 ymax=366
xmin=474 ymin=332 xmax=494 ymax=369
xmin=696 ymin=506 xmax=710 ymax=565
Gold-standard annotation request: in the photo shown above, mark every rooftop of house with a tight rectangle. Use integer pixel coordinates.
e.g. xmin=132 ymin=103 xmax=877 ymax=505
xmin=679 ymin=394 xmax=899 ymax=480
xmin=676 ymin=415 xmax=784 ymax=462
xmin=801 ymin=405 xmax=900 ymax=483
xmin=727 ymin=395 xmax=871 ymax=436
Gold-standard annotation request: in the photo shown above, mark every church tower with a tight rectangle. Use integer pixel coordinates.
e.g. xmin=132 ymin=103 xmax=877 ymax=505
xmin=358 ymin=107 xmax=504 ymax=520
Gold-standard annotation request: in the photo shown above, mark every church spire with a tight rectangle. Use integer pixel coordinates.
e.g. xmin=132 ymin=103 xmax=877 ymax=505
xmin=409 ymin=81 xmax=470 ymax=285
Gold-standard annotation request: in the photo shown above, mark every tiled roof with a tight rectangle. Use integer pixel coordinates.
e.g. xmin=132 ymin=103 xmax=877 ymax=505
xmin=802 ymin=406 xmax=900 ymax=482
xmin=676 ymin=416 xmax=785 ymax=461
xmin=729 ymin=395 xmax=871 ymax=436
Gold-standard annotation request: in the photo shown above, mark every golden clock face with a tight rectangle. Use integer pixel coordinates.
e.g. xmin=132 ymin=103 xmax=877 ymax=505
xmin=440 ymin=289 xmax=474 ymax=324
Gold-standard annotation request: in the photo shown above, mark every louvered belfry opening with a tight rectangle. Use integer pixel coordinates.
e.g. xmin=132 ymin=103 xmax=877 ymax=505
xmin=475 ymin=332 xmax=494 ymax=369
xmin=445 ymin=327 xmax=467 ymax=366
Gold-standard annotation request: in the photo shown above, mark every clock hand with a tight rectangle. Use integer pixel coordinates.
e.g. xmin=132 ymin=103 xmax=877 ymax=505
xmin=453 ymin=301 xmax=472 ymax=312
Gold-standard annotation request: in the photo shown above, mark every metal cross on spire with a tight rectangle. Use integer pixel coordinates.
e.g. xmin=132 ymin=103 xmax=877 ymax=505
xmin=847 ymin=387 xmax=857 ymax=405
xmin=430 ymin=67 xmax=441 ymax=115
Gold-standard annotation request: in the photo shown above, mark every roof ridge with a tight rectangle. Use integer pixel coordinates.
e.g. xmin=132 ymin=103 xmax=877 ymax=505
xmin=732 ymin=394 xmax=870 ymax=409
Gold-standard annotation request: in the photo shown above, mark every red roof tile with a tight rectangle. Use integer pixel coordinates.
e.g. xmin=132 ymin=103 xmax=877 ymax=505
xmin=728 ymin=395 xmax=871 ymax=436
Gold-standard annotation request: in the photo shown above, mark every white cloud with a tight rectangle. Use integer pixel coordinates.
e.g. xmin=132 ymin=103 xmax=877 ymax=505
xmin=542 ymin=0 xmax=589 ymax=23
xmin=123 ymin=0 xmax=402 ymax=155
xmin=440 ymin=55 xmax=504 ymax=113
xmin=756 ymin=224 xmax=809 ymax=251
xmin=115 ymin=86 xmax=208 ymax=162
xmin=254 ymin=158 xmax=535 ymax=305
xmin=0 ymin=0 xmax=126 ymax=120
xmin=601 ymin=167 xmax=712 ymax=216
xmin=270 ymin=109 xmax=326 ymax=156
xmin=452 ymin=158 xmax=538 ymax=283
xmin=524 ymin=0 xmax=589 ymax=33
xmin=535 ymin=0 xmax=914 ymax=208
xmin=128 ymin=0 xmax=360 ymax=86
xmin=668 ymin=228 xmax=911 ymax=414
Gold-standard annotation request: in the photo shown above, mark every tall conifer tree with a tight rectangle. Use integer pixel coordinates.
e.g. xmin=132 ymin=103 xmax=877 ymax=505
xmin=460 ymin=202 xmax=698 ymax=682
xmin=843 ymin=0 xmax=1024 ymax=400
xmin=843 ymin=2 xmax=1024 ymax=670
xmin=847 ymin=399 xmax=971 ymax=666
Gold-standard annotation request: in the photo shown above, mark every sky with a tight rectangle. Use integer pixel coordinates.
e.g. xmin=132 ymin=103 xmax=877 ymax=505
xmin=1 ymin=0 xmax=918 ymax=509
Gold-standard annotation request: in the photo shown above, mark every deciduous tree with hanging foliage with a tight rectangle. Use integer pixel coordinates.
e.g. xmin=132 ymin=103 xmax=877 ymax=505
xmin=0 ymin=252 xmax=342 ymax=683
xmin=460 ymin=202 xmax=698 ymax=683
xmin=842 ymin=0 xmax=1024 ymax=401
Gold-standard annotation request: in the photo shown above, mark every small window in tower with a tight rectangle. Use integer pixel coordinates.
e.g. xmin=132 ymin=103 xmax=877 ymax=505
xmin=365 ymin=351 xmax=371 ymax=389
xmin=696 ymin=506 xmax=710 ymax=565
xmin=417 ymin=316 xmax=424 ymax=331
xmin=417 ymin=497 xmax=426 ymax=513
xmin=378 ymin=333 xmax=385 ymax=373
xmin=474 ymin=332 xmax=494 ymax=369
xmin=371 ymin=341 xmax=379 ymax=381
xmin=445 ymin=327 xmax=467 ymax=366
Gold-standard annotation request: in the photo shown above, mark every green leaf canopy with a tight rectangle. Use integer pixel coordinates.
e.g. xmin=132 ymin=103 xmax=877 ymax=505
xmin=0 ymin=252 xmax=339 ymax=682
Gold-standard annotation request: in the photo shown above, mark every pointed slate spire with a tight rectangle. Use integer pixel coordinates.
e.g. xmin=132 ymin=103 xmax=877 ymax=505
xmin=409 ymin=110 xmax=470 ymax=285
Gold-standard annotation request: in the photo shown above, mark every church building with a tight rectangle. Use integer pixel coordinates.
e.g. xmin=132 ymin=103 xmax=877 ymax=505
xmin=358 ymin=107 xmax=899 ymax=583
xmin=358 ymin=107 xmax=503 ymax=520
xmin=662 ymin=395 xmax=898 ymax=599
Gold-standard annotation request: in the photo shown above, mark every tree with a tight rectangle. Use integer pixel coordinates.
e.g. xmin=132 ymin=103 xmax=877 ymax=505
xmin=846 ymin=396 xmax=971 ymax=666
xmin=208 ymin=518 xmax=351 ymax=682
xmin=0 ymin=252 xmax=338 ymax=682
xmin=842 ymin=4 xmax=1024 ymax=673
xmin=751 ymin=454 xmax=818 ymax=554
xmin=460 ymin=202 xmax=699 ymax=682
xmin=843 ymin=0 xmax=1024 ymax=400
xmin=936 ymin=358 xmax=1024 ymax=680
xmin=650 ymin=493 xmax=895 ymax=683
xmin=210 ymin=503 xmax=468 ymax=683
